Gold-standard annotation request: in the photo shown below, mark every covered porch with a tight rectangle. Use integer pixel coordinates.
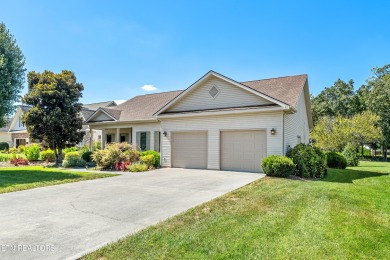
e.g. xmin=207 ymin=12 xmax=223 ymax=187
xmin=88 ymin=124 xmax=161 ymax=152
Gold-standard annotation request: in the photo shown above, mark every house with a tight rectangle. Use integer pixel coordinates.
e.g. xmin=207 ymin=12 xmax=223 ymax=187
xmin=80 ymin=101 xmax=117 ymax=147
xmin=0 ymin=101 xmax=117 ymax=148
xmin=85 ymin=71 xmax=312 ymax=172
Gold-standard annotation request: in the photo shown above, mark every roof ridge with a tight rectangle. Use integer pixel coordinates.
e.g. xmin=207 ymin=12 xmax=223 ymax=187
xmin=135 ymin=89 xmax=183 ymax=97
xmin=241 ymin=74 xmax=307 ymax=84
xmin=83 ymin=101 xmax=115 ymax=105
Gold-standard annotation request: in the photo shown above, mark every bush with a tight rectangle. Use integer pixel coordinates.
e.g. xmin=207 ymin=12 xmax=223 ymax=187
xmin=127 ymin=163 xmax=148 ymax=172
xmin=140 ymin=150 xmax=160 ymax=168
xmin=9 ymin=147 xmax=18 ymax=154
xmin=325 ymin=152 xmax=347 ymax=169
xmin=92 ymin=142 xmax=101 ymax=151
xmin=63 ymin=146 xmax=78 ymax=155
xmin=92 ymin=143 xmax=139 ymax=170
xmin=140 ymin=154 xmax=155 ymax=169
xmin=115 ymin=161 xmax=131 ymax=171
xmin=82 ymin=151 xmax=93 ymax=162
xmin=286 ymin=143 xmax=327 ymax=178
xmin=0 ymin=142 xmax=9 ymax=150
xmin=18 ymin=145 xmax=25 ymax=153
xmin=40 ymin=149 xmax=55 ymax=162
xmin=23 ymin=144 xmax=40 ymax=161
xmin=261 ymin=155 xmax=295 ymax=177
xmin=62 ymin=151 xmax=86 ymax=168
xmin=343 ymin=144 xmax=359 ymax=167
xmin=10 ymin=158 xmax=29 ymax=166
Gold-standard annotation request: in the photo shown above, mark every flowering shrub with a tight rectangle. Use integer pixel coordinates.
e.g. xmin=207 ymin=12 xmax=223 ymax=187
xmin=10 ymin=158 xmax=29 ymax=166
xmin=92 ymin=143 xmax=139 ymax=170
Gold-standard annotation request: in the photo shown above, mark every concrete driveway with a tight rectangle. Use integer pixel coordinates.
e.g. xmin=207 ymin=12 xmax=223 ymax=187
xmin=0 ymin=168 xmax=263 ymax=260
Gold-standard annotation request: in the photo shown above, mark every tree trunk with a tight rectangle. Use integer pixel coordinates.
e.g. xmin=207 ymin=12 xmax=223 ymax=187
xmin=361 ymin=144 xmax=364 ymax=156
xmin=383 ymin=142 xmax=388 ymax=161
xmin=58 ymin=147 xmax=63 ymax=165
xmin=53 ymin=143 xmax=59 ymax=166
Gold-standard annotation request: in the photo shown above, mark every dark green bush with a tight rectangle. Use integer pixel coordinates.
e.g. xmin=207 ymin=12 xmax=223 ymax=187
xmin=325 ymin=152 xmax=347 ymax=169
xmin=342 ymin=144 xmax=359 ymax=166
xmin=140 ymin=150 xmax=160 ymax=167
xmin=261 ymin=155 xmax=295 ymax=177
xmin=82 ymin=151 xmax=93 ymax=162
xmin=286 ymin=143 xmax=327 ymax=178
xmin=0 ymin=142 xmax=9 ymax=150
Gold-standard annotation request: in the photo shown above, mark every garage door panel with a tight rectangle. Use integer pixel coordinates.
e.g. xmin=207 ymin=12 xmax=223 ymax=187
xmin=221 ymin=131 xmax=267 ymax=172
xmin=172 ymin=132 xmax=207 ymax=169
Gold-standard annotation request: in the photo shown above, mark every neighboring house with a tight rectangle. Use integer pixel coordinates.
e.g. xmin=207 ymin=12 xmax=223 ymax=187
xmin=0 ymin=118 xmax=13 ymax=147
xmin=79 ymin=101 xmax=117 ymax=148
xmin=85 ymin=70 xmax=312 ymax=172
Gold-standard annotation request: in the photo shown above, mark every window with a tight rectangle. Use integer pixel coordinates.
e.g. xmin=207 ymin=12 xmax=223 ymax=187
xmin=140 ymin=132 xmax=147 ymax=151
xmin=18 ymin=117 xmax=25 ymax=128
xmin=98 ymin=135 xmax=101 ymax=140
xmin=120 ymin=135 xmax=126 ymax=142
xmin=297 ymin=135 xmax=302 ymax=144
xmin=107 ymin=134 xmax=112 ymax=143
xmin=15 ymin=139 xmax=26 ymax=148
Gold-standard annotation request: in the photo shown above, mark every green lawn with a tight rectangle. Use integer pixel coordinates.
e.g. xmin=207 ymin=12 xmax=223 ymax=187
xmin=0 ymin=166 xmax=117 ymax=194
xmin=84 ymin=161 xmax=390 ymax=259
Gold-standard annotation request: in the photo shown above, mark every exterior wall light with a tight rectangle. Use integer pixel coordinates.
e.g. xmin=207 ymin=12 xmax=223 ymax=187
xmin=270 ymin=128 xmax=276 ymax=135
xmin=163 ymin=131 xmax=167 ymax=137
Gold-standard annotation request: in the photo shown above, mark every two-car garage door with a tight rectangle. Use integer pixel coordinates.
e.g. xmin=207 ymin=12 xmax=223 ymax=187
xmin=171 ymin=130 xmax=267 ymax=172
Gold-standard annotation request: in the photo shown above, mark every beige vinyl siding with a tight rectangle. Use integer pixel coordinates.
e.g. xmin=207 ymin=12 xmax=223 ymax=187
xmin=131 ymin=123 xmax=161 ymax=152
xmin=160 ymin=111 xmax=283 ymax=169
xmin=91 ymin=112 xmax=114 ymax=122
xmin=284 ymin=89 xmax=310 ymax=152
xmin=167 ymin=75 xmax=274 ymax=112
xmin=0 ymin=133 xmax=12 ymax=145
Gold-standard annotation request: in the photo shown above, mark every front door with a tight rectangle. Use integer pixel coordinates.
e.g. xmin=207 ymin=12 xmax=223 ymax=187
xmin=16 ymin=139 xmax=26 ymax=148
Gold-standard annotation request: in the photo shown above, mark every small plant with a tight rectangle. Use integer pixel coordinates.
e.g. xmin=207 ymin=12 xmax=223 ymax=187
xmin=0 ymin=142 xmax=9 ymax=151
xmin=40 ymin=149 xmax=55 ymax=162
xmin=343 ymin=144 xmax=359 ymax=167
xmin=82 ymin=151 xmax=93 ymax=162
xmin=261 ymin=155 xmax=296 ymax=177
xmin=62 ymin=151 xmax=86 ymax=168
xmin=140 ymin=150 xmax=160 ymax=167
xmin=140 ymin=154 xmax=155 ymax=169
xmin=325 ymin=152 xmax=347 ymax=169
xmin=9 ymin=147 xmax=18 ymax=154
xmin=115 ymin=161 xmax=131 ymax=171
xmin=18 ymin=145 xmax=25 ymax=153
xmin=127 ymin=163 xmax=148 ymax=172
xmin=10 ymin=158 xmax=29 ymax=166
xmin=23 ymin=144 xmax=40 ymax=161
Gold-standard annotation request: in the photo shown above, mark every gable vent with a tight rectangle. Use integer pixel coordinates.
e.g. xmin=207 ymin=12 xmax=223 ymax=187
xmin=209 ymin=86 xmax=220 ymax=99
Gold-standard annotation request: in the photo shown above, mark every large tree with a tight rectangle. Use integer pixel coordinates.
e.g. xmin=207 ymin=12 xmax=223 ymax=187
xmin=0 ymin=22 xmax=26 ymax=127
xmin=311 ymin=79 xmax=360 ymax=125
xmin=311 ymin=111 xmax=382 ymax=152
xmin=366 ymin=64 xmax=390 ymax=160
xmin=22 ymin=70 xmax=84 ymax=164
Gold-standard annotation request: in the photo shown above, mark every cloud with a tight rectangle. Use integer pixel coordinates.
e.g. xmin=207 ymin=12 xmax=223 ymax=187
xmin=141 ymin=84 xmax=157 ymax=92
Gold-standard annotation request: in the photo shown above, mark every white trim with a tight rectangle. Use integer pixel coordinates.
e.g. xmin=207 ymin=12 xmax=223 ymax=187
xmin=154 ymin=71 xmax=290 ymax=116
xmin=157 ymin=106 xmax=289 ymax=119
xmin=85 ymin=108 xmax=118 ymax=123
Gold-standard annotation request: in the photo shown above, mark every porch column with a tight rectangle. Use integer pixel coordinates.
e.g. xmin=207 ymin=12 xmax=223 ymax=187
xmin=116 ymin=128 xmax=120 ymax=142
xmin=89 ymin=128 xmax=93 ymax=151
xmin=102 ymin=129 xmax=106 ymax=149
xmin=150 ymin=131 xmax=155 ymax=151
xmin=129 ymin=129 xmax=132 ymax=144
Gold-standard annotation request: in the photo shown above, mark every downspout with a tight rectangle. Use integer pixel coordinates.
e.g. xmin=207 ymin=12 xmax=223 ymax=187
xmin=282 ymin=112 xmax=285 ymax=155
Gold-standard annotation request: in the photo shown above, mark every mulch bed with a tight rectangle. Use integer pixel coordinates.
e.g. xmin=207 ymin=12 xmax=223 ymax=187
xmin=0 ymin=161 xmax=55 ymax=168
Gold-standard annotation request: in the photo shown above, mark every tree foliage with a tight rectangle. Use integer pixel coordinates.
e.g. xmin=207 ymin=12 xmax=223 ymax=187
xmin=366 ymin=65 xmax=390 ymax=159
xmin=311 ymin=111 xmax=382 ymax=152
xmin=0 ymin=22 xmax=26 ymax=127
xmin=22 ymin=70 xmax=84 ymax=164
xmin=311 ymin=79 xmax=360 ymax=125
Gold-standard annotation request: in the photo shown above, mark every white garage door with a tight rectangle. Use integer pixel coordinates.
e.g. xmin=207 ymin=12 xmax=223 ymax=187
xmin=172 ymin=132 xmax=207 ymax=169
xmin=221 ymin=130 xmax=267 ymax=172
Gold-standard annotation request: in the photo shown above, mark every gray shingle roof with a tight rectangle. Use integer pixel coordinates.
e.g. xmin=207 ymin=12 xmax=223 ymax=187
xmin=82 ymin=101 xmax=117 ymax=111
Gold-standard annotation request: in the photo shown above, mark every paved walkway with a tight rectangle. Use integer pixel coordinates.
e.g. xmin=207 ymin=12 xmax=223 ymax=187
xmin=0 ymin=168 xmax=263 ymax=260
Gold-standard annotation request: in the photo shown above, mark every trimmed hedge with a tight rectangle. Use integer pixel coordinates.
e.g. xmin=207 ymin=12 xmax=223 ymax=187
xmin=286 ymin=143 xmax=327 ymax=178
xmin=0 ymin=142 xmax=9 ymax=150
xmin=40 ymin=149 xmax=55 ymax=162
xmin=261 ymin=155 xmax=295 ymax=177
xmin=326 ymin=152 xmax=347 ymax=169
xmin=23 ymin=144 xmax=40 ymax=161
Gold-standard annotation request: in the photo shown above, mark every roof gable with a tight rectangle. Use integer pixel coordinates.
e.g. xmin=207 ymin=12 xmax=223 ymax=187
xmin=85 ymin=108 xmax=119 ymax=122
xmin=155 ymin=71 xmax=289 ymax=116
xmin=9 ymin=106 xmax=26 ymax=132
xmin=166 ymin=74 xmax=275 ymax=113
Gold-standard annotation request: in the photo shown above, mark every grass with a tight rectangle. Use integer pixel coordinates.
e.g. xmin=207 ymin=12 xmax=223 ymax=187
xmin=84 ymin=161 xmax=390 ymax=259
xmin=0 ymin=166 xmax=118 ymax=194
